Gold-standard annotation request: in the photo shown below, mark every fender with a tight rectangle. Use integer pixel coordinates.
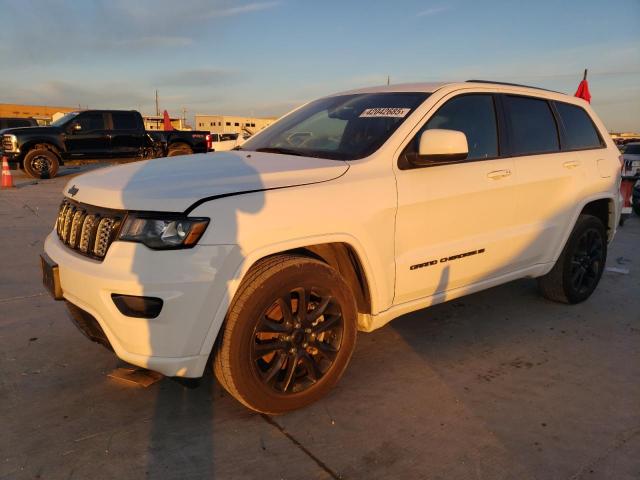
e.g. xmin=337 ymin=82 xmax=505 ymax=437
xmin=19 ymin=138 xmax=66 ymax=161
xmin=196 ymin=233 xmax=381 ymax=359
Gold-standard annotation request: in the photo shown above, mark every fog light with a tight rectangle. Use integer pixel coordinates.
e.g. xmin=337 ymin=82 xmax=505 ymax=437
xmin=111 ymin=294 xmax=163 ymax=319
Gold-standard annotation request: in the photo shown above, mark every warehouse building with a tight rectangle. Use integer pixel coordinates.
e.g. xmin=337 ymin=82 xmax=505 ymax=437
xmin=0 ymin=103 xmax=76 ymax=125
xmin=195 ymin=114 xmax=278 ymax=136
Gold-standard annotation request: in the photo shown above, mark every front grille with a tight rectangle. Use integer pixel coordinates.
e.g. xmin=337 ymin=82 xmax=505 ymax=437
xmin=55 ymin=199 xmax=124 ymax=260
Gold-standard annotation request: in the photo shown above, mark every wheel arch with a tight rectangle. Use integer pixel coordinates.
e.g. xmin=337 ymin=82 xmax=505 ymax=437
xmin=167 ymin=140 xmax=193 ymax=149
xmin=579 ymin=197 xmax=616 ymax=241
xmin=546 ymin=193 xmax=617 ymax=273
xmin=20 ymin=140 xmax=64 ymax=165
xmin=197 ymin=236 xmax=379 ymax=360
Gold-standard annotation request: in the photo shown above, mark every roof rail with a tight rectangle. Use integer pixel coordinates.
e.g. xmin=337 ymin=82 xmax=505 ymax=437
xmin=465 ymin=80 xmax=564 ymax=94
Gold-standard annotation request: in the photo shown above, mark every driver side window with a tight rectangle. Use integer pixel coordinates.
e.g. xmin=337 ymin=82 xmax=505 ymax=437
xmin=76 ymin=113 xmax=106 ymax=132
xmin=410 ymin=94 xmax=499 ymax=160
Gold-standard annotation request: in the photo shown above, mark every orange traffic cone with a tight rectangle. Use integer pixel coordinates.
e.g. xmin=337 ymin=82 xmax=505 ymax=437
xmin=1 ymin=156 xmax=14 ymax=189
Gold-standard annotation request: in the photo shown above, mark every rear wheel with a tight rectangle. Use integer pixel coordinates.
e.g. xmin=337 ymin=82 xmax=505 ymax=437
xmin=537 ymin=214 xmax=607 ymax=304
xmin=23 ymin=148 xmax=60 ymax=179
xmin=214 ymin=255 xmax=357 ymax=414
xmin=167 ymin=143 xmax=193 ymax=157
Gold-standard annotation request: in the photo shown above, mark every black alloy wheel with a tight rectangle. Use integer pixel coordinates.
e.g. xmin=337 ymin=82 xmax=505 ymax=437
xmin=569 ymin=227 xmax=604 ymax=296
xmin=214 ymin=254 xmax=357 ymax=414
xmin=251 ymin=286 xmax=344 ymax=394
xmin=538 ymin=214 xmax=607 ymax=304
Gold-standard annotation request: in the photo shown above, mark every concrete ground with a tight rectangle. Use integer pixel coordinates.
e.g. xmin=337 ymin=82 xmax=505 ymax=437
xmin=1 ymin=164 xmax=639 ymax=480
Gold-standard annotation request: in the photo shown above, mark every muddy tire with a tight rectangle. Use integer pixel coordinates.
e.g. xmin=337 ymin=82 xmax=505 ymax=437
xmin=537 ymin=214 xmax=607 ymax=304
xmin=167 ymin=143 xmax=193 ymax=157
xmin=214 ymin=254 xmax=357 ymax=414
xmin=23 ymin=148 xmax=60 ymax=179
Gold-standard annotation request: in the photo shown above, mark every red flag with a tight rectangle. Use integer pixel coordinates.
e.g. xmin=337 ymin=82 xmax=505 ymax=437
xmin=574 ymin=69 xmax=591 ymax=103
xmin=162 ymin=110 xmax=174 ymax=131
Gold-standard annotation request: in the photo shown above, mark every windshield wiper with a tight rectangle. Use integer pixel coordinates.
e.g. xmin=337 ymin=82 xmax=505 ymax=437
xmin=254 ymin=147 xmax=305 ymax=156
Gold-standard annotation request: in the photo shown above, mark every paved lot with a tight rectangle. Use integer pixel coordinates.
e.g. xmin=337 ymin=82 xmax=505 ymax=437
xmin=1 ymin=164 xmax=639 ymax=480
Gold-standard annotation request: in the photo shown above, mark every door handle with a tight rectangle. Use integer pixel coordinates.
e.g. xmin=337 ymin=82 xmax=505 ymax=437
xmin=563 ymin=160 xmax=580 ymax=169
xmin=487 ymin=169 xmax=512 ymax=180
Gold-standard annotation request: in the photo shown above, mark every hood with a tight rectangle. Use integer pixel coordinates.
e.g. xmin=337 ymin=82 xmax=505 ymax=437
xmin=1 ymin=126 xmax=62 ymax=136
xmin=64 ymin=151 xmax=349 ymax=212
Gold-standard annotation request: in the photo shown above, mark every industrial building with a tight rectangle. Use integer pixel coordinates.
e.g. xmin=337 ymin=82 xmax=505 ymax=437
xmin=195 ymin=114 xmax=277 ymax=136
xmin=0 ymin=103 xmax=76 ymax=125
xmin=143 ymin=115 xmax=187 ymax=130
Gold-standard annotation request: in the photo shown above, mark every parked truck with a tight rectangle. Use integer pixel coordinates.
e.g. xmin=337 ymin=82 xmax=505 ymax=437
xmin=0 ymin=110 xmax=208 ymax=178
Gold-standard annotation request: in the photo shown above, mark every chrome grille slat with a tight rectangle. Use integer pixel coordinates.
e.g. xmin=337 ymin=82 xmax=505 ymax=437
xmin=93 ymin=217 xmax=116 ymax=257
xmin=55 ymin=200 xmax=122 ymax=260
xmin=79 ymin=214 xmax=98 ymax=253
xmin=69 ymin=209 xmax=86 ymax=247
xmin=62 ymin=206 xmax=76 ymax=243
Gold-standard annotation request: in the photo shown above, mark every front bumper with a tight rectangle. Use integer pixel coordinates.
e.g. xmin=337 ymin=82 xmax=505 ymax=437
xmin=44 ymin=232 xmax=240 ymax=377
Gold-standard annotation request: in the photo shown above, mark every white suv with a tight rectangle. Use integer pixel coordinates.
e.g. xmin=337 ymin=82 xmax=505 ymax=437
xmin=42 ymin=81 xmax=622 ymax=413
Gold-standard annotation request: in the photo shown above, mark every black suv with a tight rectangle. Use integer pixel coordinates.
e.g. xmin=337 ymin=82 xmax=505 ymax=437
xmin=1 ymin=110 xmax=207 ymax=178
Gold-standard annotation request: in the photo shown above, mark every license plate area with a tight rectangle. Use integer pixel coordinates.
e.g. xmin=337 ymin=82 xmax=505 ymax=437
xmin=40 ymin=253 xmax=63 ymax=300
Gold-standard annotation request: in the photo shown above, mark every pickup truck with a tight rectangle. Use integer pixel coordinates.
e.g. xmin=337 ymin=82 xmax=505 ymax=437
xmin=205 ymin=132 xmax=244 ymax=152
xmin=0 ymin=110 xmax=207 ymax=178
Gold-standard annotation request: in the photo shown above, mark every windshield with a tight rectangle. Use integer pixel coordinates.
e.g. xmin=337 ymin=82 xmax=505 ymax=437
xmin=51 ymin=111 xmax=80 ymax=127
xmin=240 ymin=92 xmax=430 ymax=160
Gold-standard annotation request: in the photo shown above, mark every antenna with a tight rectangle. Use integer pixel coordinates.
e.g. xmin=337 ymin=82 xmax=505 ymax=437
xmin=155 ymin=90 xmax=159 ymax=117
xmin=387 ymin=75 xmax=390 ymax=86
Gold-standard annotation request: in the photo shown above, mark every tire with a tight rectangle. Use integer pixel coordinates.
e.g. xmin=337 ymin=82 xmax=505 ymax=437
xmin=23 ymin=148 xmax=60 ymax=179
xmin=214 ymin=254 xmax=358 ymax=414
xmin=167 ymin=143 xmax=193 ymax=157
xmin=537 ymin=214 xmax=607 ymax=304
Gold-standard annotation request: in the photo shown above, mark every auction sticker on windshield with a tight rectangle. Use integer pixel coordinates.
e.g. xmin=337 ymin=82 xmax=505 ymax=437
xmin=359 ymin=107 xmax=411 ymax=118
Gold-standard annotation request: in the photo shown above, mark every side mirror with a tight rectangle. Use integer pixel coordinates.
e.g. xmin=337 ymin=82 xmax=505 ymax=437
xmin=71 ymin=122 xmax=82 ymax=132
xmin=409 ymin=129 xmax=468 ymax=167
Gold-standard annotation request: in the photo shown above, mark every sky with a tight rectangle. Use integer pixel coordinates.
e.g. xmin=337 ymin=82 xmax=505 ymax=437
xmin=0 ymin=0 xmax=638 ymax=131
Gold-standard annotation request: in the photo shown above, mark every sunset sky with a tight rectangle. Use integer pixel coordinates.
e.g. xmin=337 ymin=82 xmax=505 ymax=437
xmin=1 ymin=0 xmax=638 ymax=131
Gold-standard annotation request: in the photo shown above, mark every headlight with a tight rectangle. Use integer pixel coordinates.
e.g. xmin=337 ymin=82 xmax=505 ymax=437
xmin=2 ymin=134 xmax=19 ymax=152
xmin=118 ymin=215 xmax=209 ymax=249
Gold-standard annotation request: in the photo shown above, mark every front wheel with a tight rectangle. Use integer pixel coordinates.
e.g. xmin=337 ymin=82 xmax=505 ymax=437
xmin=537 ymin=214 xmax=607 ymax=304
xmin=214 ymin=255 xmax=357 ymax=414
xmin=23 ymin=148 xmax=60 ymax=179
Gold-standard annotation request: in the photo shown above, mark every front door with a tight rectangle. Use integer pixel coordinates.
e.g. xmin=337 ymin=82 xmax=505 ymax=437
xmin=394 ymin=93 xmax=518 ymax=304
xmin=65 ymin=112 xmax=110 ymax=158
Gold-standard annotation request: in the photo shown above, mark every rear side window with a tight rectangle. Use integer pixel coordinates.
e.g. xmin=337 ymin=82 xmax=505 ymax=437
xmin=417 ymin=94 xmax=499 ymax=160
xmin=504 ymin=96 xmax=559 ymax=155
xmin=112 ymin=112 xmax=139 ymax=130
xmin=553 ymin=102 xmax=602 ymax=150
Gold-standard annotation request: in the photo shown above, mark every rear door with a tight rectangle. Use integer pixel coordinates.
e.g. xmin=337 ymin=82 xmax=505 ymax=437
xmin=109 ymin=112 xmax=146 ymax=158
xmin=394 ymin=93 xmax=518 ymax=304
xmin=65 ymin=112 xmax=110 ymax=158
xmin=502 ymin=95 xmax=581 ymax=268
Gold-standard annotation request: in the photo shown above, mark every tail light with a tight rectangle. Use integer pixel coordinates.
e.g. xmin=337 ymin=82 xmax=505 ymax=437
xmin=206 ymin=134 xmax=211 ymax=150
